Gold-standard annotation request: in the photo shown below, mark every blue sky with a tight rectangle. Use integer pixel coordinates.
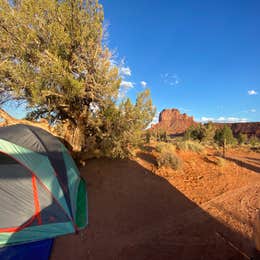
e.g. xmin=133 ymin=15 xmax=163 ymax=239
xmin=100 ymin=0 xmax=260 ymax=123
xmin=4 ymin=0 xmax=260 ymax=123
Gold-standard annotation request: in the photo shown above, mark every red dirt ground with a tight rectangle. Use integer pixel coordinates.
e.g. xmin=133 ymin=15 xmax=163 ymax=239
xmin=51 ymin=146 xmax=260 ymax=260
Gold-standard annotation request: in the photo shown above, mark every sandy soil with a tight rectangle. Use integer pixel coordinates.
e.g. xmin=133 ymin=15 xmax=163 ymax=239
xmin=51 ymin=147 xmax=260 ymax=260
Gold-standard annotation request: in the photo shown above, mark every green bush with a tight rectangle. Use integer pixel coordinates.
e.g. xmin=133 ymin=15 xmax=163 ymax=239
xmin=214 ymin=125 xmax=235 ymax=146
xmin=184 ymin=123 xmax=216 ymax=143
xmin=214 ymin=125 xmax=236 ymax=156
xmin=176 ymin=140 xmax=204 ymax=153
xmin=144 ymin=130 xmax=152 ymax=144
xmin=157 ymin=150 xmax=182 ymax=170
xmin=184 ymin=125 xmax=206 ymax=142
xmin=203 ymin=122 xmax=217 ymax=142
xmin=249 ymin=136 xmax=260 ymax=147
xmin=237 ymin=133 xmax=247 ymax=145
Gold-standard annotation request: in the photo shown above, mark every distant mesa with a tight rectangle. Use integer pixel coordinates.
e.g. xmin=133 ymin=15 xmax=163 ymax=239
xmin=214 ymin=122 xmax=260 ymax=138
xmin=150 ymin=109 xmax=198 ymax=136
xmin=150 ymin=108 xmax=260 ymax=138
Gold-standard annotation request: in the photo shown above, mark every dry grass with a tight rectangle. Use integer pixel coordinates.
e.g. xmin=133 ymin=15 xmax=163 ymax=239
xmin=157 ymin=150 xmax=182 ymax=170
xmin=176 ymin=140 xmax=204 ymax=153
xmin=155 ymin=142 xmax=176 ymax=153
xmin=155 ymin=142 xmax=182 ymax=170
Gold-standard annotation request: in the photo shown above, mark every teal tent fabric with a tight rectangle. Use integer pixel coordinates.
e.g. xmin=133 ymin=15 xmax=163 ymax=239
xmin=0 ymin=124 xmax=88 ymax=248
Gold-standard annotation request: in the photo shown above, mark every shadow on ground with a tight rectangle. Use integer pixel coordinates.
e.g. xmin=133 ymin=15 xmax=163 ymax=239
xmin=136 ymin=151 xmax=158 ymax=166
xmin=50 ymin=158 xmax=258 ymax=260
xmin=225 ymin=156 xmax=260 ymax=173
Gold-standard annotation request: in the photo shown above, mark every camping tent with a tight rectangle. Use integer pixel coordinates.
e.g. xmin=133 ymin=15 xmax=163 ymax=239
xmin=0 ymin=124 xmax=87 ymax=257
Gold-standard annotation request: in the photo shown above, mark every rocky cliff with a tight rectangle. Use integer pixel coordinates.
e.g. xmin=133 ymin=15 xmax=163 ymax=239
xmin=151 ymin=108 xmax=260 ymax=138
xmin=150 ymin=109 xmax=198 ymax=135
xmin=214 ymin=122 xmax=260 ymax=138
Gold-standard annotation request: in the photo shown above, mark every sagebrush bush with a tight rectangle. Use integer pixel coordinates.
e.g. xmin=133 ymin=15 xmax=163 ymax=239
xmin=155 ymin=142 xmax=181 ymax=170
xmin=157 ymin=150 xmax=182 ymax=170
xmin=155 ymin=142 xmax=176 ymax=153
xmin=176 ymin=140 xmax=204 ymax=153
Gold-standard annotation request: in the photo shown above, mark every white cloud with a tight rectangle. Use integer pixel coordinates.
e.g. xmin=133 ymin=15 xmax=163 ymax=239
xmin=152 ymin=112 xmax=159 ymax=124
xmin=200 ymin=116 xmax=248 ymax=123
xmin=161 ymin=73 xmax=180 ymax=86
xmin=225 ymin=117 xmax=238 ymax=122
xmin=226 ymin=117 xmax=248 ymax=123
xmin=248 ymin=90 xmax=258 ymax=95
xmin=120 ymin=67 xmax=131 ymax=77
xmin=250 ymin=108 xmax=256 ymax=113
xmin=201 ymin=117 xmax=214 ymax=122
xmin=118 ymin=80 xmax=135 ymax=99
xmin=140 ymin=81 xmax=147 ymax=88
xmin=147 ymin=112 xmax=159 ymax=128
xmin=120 ymin=80 xmax=134 ymax=88
xmin=217 ymin=116 xmax=225 ymax=121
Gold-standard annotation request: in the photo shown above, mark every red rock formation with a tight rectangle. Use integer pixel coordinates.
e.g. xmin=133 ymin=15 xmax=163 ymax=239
xmin=214 ymin=122 xmax=260 ymax=138
xmin=151 ymin=109 xmax=198 ymax=135
xmin=150 ymin=108 xmax=260 ymax=138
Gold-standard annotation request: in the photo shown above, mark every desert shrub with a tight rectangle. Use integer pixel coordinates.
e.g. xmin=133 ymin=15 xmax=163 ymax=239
xmin=184 ymin=125 xmax=206 ymax=142
xmin=214 ymin=125 xmax=236 ymax=156
xmin=183 ymin=126 xmax=193 ymax=140
xmin=155 ymin=142 xmax=176 ymax=153
xmin=237 ymin=133 xmax=248 ymax=145
xmin=176 ymin=140 xmax=204 ymax=153
xmin=203 ymin=122 xmax=217 ymax=142
xmin=155 ymin=142 xmax=181 ymax=170
xmin=184 ymin=123 xmax=217 ymax=144
xmin=249 ymin=136 xmax=260 ymax=147
xmin=144 ymin=130 xmax=152 ymax=144
xmin=170 ymin=137 xmax=183 ymax=145
xmin=230 ymin=137 xmax=238 ymax=147
xmin=154 ymin=129 xmax=169 ymax=142
xmin=214 ymin=125 xmax=235 ymax=146
xmin=157 ymin=150 xmax=182 ymax=170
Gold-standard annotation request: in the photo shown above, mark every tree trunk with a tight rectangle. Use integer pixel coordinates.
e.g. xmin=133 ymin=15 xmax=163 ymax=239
xmin=61 ymin=122 xmax=85 ymax=152
xmin=59 ymin=121 xmax=89 ymax=164
xmin=223 ymin=138 xmax=226 ymax=158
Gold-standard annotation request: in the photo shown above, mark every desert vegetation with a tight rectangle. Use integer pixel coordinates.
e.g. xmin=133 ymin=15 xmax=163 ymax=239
xmin=176 ymin=140 xmax=204 ymax=153
xmin=183 ymin=123 xmax=259 ymax=155
xmin=0 ymin=0 xmax=155 ymax=160
xmin=145 ymin=122 xmax=259 ymax=171
xmin=154 ymin=142 xmax=182 ymax=170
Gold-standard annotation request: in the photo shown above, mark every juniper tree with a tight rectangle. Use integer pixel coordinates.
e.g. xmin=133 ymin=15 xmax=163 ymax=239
xmin=214 ymin=125 xmax=235 ymax=157
xmin=0 ymin=0 xmax=155 ymax=157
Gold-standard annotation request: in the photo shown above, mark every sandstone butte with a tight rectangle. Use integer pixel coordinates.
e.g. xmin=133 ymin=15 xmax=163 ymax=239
xmin=150 ymin=108 xmax=260 ymax=138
